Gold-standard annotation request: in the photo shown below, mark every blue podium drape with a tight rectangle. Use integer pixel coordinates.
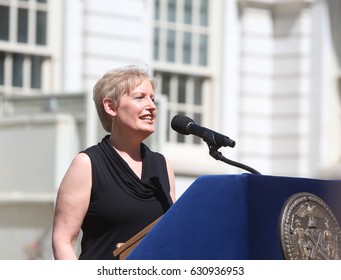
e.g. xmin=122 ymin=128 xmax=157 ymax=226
xmin=127 ymin=174 xmax=341 ymax=260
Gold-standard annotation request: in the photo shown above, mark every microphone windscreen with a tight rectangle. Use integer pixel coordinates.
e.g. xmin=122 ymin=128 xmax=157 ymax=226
xmin=170 ymin=115 xmax=193 ymax=135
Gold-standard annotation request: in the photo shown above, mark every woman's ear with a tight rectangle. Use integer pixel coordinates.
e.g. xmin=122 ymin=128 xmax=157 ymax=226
xmin=103 ymin=98 xmax=117 ymax=117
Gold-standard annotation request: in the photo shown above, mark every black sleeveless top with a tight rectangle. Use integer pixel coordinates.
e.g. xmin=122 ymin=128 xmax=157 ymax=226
xmin=78 ymin=135 xmax=173 ymax=260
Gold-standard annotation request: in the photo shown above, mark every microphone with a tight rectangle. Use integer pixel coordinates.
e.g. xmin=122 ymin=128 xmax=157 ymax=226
xmin=171 ymin=115 xmax=236 ymax=148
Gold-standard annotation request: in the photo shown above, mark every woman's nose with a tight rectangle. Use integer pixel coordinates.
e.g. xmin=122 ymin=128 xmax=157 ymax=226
xmin=145 ymin=97 xmax=156 ymax=109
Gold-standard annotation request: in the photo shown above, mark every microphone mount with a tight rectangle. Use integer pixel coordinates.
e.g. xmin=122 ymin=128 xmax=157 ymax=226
xmin=202 ymin=131 xmax=261 ymax=175
xmin=171 ymin=114 xmax=261 ymax=175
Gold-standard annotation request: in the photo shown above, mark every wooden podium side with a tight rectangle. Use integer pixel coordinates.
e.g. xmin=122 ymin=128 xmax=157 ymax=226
xmin=113 ymin=217 xmax=161 ymax=260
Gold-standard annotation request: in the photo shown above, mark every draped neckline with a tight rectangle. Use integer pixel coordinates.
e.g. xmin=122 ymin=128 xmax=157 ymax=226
xmin=98 ymin=135 xmax=159 ymax=200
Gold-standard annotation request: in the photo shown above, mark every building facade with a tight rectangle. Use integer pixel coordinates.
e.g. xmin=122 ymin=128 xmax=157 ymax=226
xmin=0 ymin=0 xmax=340 ymax=259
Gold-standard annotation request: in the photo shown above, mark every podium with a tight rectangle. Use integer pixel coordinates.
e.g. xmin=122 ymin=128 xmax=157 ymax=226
xmin=122 ymin=174 xmax=341 ymax=260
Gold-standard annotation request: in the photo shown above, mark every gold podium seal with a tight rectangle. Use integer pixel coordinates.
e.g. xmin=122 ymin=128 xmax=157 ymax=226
xmin=279 ymin=192 xmax=341 ymax=260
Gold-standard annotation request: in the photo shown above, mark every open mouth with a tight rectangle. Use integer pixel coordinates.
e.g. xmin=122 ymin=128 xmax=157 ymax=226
xmin=140 ymin=115 xmax=153 ymax=121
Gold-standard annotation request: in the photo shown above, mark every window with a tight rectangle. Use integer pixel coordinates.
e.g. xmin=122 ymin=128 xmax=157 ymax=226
xmin=12 ymin=53 xmax=24 ymax=87
xmin=36 ymin=10 xmax=47 ymax=45
xmin=0 ymin=0 xmax=52 ymax=94
xmin=153 ymin=0 xmax=212 ymax=146
xmin=155 ymin=71 xmax=206 ymax=145
xmin=154 ymin=0 xmax=209 ymax=65
xmin=0 ymin=52 xmax=4 ymax=85
xmin=0 ymin=6 xmax=10 ymax=41
xmin=18 ymin=8 xmax=29 ymax=43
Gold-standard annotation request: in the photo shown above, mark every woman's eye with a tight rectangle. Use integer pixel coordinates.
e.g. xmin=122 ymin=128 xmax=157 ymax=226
xmin=133 ymin=95 xmax=155 ymax=104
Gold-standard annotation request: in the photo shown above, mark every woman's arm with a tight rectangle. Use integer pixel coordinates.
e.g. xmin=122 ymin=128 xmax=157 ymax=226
xmin=52 ymin=153 xmax=92 ymax=259
xmin=165 ymin=158 xmax=176 ymax=203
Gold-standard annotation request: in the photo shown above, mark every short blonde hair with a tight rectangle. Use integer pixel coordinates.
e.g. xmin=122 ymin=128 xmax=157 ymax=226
xmin=93 ymin=65 xmax=157 ymax=132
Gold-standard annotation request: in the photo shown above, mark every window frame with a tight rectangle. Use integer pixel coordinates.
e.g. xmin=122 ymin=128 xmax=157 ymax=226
xmin=152 ymin=0 xmax=225 ymax=175
xmin=0 ymin=0 xmax=62 ymax=95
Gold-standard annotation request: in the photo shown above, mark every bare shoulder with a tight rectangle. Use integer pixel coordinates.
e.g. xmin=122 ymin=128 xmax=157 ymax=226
xmin=58 ymin=152 xmax=92 ymax=194
xmin=71 ymin=152 xmax=91 ymax=168
xmin=65 ymin=152 xmax=92 ymax=177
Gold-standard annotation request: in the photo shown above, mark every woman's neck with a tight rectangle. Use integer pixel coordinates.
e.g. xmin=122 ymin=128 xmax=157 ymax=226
xmin=109 ymin=134 xmax=142 ymax=161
